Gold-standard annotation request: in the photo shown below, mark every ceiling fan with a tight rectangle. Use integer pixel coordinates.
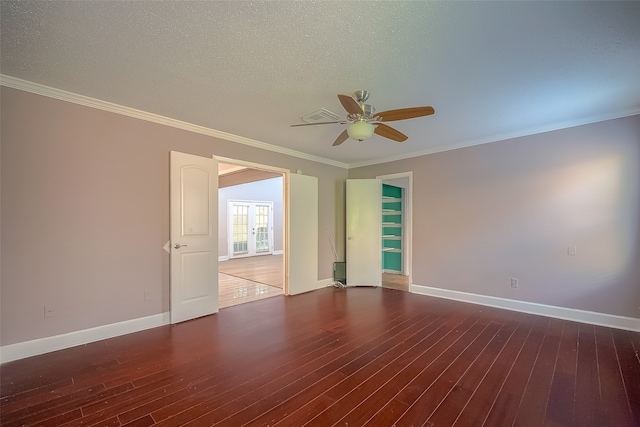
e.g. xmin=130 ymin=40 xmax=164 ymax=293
xmin=291 ymin=90 xmax=435 ymax=146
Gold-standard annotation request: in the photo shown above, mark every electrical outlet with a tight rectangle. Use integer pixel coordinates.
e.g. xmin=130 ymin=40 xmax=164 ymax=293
xmin=144 ymin=291 xmax=152 ymax=301
xmin=44 ymin=305 xmax=54 ymax=318
xmin=568 ymin=245 xmax=577 ymax=256
xmin=510 ymin=278 xmax=518 ymax=288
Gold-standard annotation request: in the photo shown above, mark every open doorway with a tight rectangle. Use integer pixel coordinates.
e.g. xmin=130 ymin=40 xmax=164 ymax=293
xmin=218 ymin=162 xmax=285 ymax=308
xmin=378 ymin=172 xmax=412 ymax=292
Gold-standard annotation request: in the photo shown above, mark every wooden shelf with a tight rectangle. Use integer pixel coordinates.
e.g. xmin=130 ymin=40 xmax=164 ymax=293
xmin=382 ymin=184 xmax=403 ymax=273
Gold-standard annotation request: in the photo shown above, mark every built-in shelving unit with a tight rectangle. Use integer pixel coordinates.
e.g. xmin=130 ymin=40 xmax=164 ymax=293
xmin=382 ymin=184 xmax=403 ymax=272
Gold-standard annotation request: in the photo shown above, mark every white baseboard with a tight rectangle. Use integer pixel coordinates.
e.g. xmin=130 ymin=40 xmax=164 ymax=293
xmin=218 ymin=255 xmax=229 ymax=262
xmin=318 ymin=278 xmax=334 ymax=288
xmin=0 ymin=312 xmax=171 ymax=363
xmin=8 ymin=285 xmax=636 ymax=364
xmin=411 ymin=284 xmax=640 ymax=332
xmin=273 ymin=250 xmax=283 ymax=255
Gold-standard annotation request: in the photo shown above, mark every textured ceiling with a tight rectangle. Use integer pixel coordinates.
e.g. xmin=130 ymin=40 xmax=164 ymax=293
xmin=2 ymin=1 xmax=640 ymax=167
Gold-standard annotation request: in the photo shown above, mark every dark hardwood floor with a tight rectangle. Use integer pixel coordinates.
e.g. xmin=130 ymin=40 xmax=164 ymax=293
xmin=1 ymin=287 xmax=639 ymax=426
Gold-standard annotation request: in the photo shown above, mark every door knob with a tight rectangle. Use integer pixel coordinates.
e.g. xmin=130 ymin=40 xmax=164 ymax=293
xmin=174 ymin=243 xmax=188 ymax=249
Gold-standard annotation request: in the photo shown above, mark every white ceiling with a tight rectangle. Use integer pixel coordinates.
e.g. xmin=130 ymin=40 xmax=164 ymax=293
xmin=2 ymin=1 xmax=639 ymax=167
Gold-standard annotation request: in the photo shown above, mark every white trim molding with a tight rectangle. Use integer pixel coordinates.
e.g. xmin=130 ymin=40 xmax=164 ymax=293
xmin=5 ymin=75 xmax=637 ymax=171
xmin=318 ymin=278 xmax=334 ymax=288
xmin=348 ymin=108 xmax=640 ymax=169
xmin=0 ymin=312 xmax=170 ymax=363
xmin=214 ymin=156 xmax=290 ymax=175
xmin=411 ymin=284 xmax=640 ymax=332
xmin=0 ymin=74 xmax=348 ymax=169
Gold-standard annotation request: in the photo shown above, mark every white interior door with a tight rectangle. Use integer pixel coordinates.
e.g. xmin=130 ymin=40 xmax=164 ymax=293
xmin=170 ymin=151 xmax=218 ymax=323
xmin=346 ymin=179 xmax=382 ymax=286
xmin=287 ymin=173 xmax=318 ymax=295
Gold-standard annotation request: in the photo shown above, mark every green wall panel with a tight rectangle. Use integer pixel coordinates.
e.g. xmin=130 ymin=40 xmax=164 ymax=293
xmin=383 ymin=251 xmax=402 ymax=271
xmin=382 ymin=184 xmax=402 ymax=272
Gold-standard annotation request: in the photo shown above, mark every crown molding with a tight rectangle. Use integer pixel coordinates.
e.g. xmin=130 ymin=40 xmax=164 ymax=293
xmin=0 ymin=75 xmax=349 ymax=169
xmin=4 ymin=75 xmax=637 ymax=171
xmin=347 ymin=108 xmax=640 ymax=169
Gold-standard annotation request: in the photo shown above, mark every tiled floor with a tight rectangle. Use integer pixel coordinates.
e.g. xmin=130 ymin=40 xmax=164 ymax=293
xmin=218 ymin=272 xmax=281 ymax=309
xmin=218 ymin=254 xmax=283 ymax=308
xmin=219 ymin=255 xmax=410 ymax=308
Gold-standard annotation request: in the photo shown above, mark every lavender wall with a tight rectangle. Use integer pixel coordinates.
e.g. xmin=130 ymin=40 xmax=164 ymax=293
xmin=2 ymin=84 xmax=638 ymax=349
xmin=0 ymin=87 xmax=347 ymax=345
xmin=350 ymin=115 xmax=640 ymax=319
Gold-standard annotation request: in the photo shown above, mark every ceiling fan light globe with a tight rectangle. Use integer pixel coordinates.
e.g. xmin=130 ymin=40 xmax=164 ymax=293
xmin=347 ymin=122 xmax=374 ymax=141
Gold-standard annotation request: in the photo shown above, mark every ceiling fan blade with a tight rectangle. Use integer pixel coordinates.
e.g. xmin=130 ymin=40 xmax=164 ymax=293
xmin=374 ymin=123 xmax=408 ymax=142
xmin=377 ymin=106 xmax=435 ymax=122
xmin=338 ymin=94 xmax=363 ymax=115
xmin=290 ymin=121 xmax=344 ymax=127
xmin=332 ymin=129 xmax=349 ymax=146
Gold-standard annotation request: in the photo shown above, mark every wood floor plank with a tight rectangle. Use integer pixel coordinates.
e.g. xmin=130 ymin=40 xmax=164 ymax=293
xmin=512 ymin=317 xmax=564 ymax=426
xmin=391 ymin=322 xmax=503 ymax=426
xmin=451 ymin=319 xmax=534 ymax=427
xmin=99 ymin=318 xmax=341 ymax=422
xmin=206 ymin=312 xmax=433 ymax=426
xmin=0 ymin=378 xmax=73 ymax=415
xmin=482 ymin=316 xmax=549 ymax=426
xmin=137 ymin=294 xmax=401 ymax=425
xmin=2 ymin=287 xmax=639 ymax=427
xmin=361 ymin=316 xmax=488 ymax=426
xmin=85 ymin=315 xmax=317 ymax=422
xmin=574 ymin=324 xmax=606 ymax=426
xmin=151 ymin=291 xmax=413 ymax=426
xmin=595 ymin=325 xmax=635 ymax=426
xmin=58 ymin=413 xmax=121 ymax=427
xmin=611 ymin=328 xmax=640 ymax=426
xmin=426 ymin=321 xmax=518 ymax=426
xmin=4 ymin=384 xmax=106 ymax=424
xmin=543 ymin=321 xmax=579 ymax=427
xmin=120 ymin=414 xmax=156 ymax=427
xmin=2 ymin=383 xmax=133 ymax=427
xmin=329 ymin=311 xmax=478 ymax=427
xmin=252 ymin=314 xmax=443 ymax=426
xmin=629 ymin=329 xmax=640 ymax=365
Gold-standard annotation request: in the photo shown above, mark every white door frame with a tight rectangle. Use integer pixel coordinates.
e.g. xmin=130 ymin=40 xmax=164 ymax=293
xmin=215 ymin=156 xmax=301 ymax=294
xmin=377 ymin=172 xmax=413 ymax=288
xmin=227 ymin=199 xmax=274 ymax=258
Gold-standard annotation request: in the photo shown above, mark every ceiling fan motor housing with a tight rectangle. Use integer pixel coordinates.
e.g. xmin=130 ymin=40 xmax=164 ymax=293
xmin=353 ymin=90 xmax=370 ymax=103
